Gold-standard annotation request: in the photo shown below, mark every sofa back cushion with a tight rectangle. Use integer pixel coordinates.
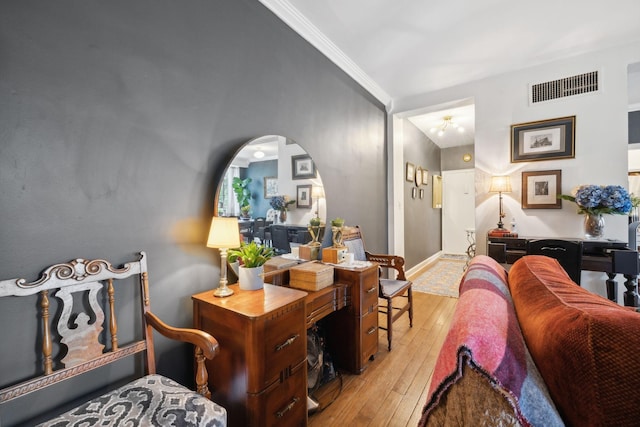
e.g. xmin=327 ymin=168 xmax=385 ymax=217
xmin=509 ymin=255 xmax=640 ymax=427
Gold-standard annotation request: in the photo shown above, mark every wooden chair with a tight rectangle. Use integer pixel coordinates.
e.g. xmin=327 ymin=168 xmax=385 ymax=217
xmin=526 ymin=239 xmax=583 ymax=285
xmin=342 ymin=226 xmax=413 ymax=351
xmin=0 ymin=252 xmax=226 ymax=425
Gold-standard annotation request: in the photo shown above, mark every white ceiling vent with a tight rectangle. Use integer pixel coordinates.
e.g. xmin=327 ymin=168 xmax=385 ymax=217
xmin=530 ymin=71 xmax=599 ymax=104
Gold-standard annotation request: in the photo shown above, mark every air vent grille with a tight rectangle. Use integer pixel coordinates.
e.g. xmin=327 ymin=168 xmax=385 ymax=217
xmin=531 ymin=71 xmax=599 ymax=103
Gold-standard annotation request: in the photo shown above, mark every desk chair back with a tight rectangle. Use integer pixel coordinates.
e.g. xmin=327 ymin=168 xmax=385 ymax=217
xmin=526 ymin=239 xmax=583 ymax=285
xmin=271 ymin=225 xmax=291 ymax=255
xmin=341 ymin=226 xmax=413 ymax=351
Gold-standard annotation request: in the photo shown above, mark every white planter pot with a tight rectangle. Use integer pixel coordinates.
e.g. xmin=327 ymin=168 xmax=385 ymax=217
xmin=238 ymin=265 xmax=264 ymax=291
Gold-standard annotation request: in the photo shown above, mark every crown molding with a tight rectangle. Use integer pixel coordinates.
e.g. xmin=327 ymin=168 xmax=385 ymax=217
xmin=259 ymin=0 xmax=392 ymax=109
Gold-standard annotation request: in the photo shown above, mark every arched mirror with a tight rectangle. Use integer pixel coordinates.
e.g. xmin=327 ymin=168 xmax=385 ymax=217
xmin=215 ymin=135 xmax=326 ymax=236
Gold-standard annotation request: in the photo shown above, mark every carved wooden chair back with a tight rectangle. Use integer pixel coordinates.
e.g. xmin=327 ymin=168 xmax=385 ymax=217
xmin=0 ymin=251 xmax=218 ymax=404
xmin=341 ymin=226 xmax=413 ymax=351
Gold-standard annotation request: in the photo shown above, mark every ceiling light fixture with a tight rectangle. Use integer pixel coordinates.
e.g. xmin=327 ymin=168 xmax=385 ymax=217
xmin=429 ymin=116 xmax=465 ymax=137
xmin=253 ymin=149 xmax=265 ymax=159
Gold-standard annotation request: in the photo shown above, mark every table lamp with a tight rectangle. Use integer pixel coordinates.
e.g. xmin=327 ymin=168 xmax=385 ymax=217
xmin=489 ymin=176 xmax=512 ymax=235
xmin=312 ymin=186 xmax=325 ymax=218
xmin=207 ymin=217 xmax=241 ymax=297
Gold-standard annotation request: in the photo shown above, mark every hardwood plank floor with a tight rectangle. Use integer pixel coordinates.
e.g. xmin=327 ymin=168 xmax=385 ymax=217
xmin=308 ymin=292 xmax=458 ymax=427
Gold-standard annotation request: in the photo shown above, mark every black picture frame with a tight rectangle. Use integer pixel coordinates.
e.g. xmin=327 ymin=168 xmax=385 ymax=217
xmin=291 ymin=154 xmax=316 ymax=179
xmin=511 ymin=116 xmax=575 ymax=163
xmin=521 ymin=170 xmax=562 ymax=209
xmin=296 ymin=184 xmax=312 ymax=208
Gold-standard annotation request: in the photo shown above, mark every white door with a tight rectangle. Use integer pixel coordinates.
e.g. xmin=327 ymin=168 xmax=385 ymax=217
xmin=442 ymin=169 xmax=475 ymax=254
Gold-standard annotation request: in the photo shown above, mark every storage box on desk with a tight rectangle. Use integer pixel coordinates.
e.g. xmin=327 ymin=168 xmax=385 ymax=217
xmin=289 ymin=261 xmax=334 ymax=291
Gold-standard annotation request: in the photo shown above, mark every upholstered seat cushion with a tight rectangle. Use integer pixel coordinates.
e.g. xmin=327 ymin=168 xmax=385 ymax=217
xmin=379 ymin=278 xmax=411 ymax=297
xmin=38 ymin=374 xmax=227 ymax=426
xmin=509 ymin=255 xmax=640 ymax=427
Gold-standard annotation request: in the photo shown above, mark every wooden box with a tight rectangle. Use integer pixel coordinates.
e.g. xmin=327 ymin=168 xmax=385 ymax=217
xmin=299 ymin=244 xmax=321 ymax=261
xmin=290 ymin=262 xmax=335 ymax=291
xmin=322 ymin=247 xmax=347 ymax=264
xmin=264 ymin=257 xmax=299 ymax=272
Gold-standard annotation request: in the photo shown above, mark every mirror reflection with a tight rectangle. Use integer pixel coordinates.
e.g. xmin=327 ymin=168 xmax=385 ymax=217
xmin=216 ymin=135 xmax=326 ymax=251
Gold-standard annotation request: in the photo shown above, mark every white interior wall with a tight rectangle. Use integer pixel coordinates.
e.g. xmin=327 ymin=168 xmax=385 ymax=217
xmin=392 ymin=40 xmax=640 ymax=301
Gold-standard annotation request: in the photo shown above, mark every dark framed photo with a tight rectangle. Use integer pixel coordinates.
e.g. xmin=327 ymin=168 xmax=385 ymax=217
xmin=419 ymin=188 xmax=424 ymax=199
xmin=296 ymin=184 xmax=312 ymax=208
xmin=406 ymin=162 xmax=415 ymax=182
xmin=521 ymin=170 xmax=562 ymax=209
xmin=291 ymin=154 xmax=316 ymax=179
xmin=264 ymin=176 xmax=278 ymax=199
xmin=511 ymin=116 xmax=575 ymax=163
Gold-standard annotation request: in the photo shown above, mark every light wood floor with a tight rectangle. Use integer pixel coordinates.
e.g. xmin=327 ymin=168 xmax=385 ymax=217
xmin=308 ymin=292 xmax=458 ymax=427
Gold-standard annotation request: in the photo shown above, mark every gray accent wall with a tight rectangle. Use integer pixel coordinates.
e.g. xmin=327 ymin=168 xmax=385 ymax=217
xmin=402 ymin=120 xmax=442 ymax=268
xmin=441 ymin=144 xmax=475 ymax=171
xmin=630 ymin=111 xmax=640 ymax=144
xmin=0 ymin=1 xmax=386 ymax=424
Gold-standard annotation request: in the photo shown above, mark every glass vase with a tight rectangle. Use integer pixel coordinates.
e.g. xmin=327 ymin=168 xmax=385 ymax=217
xmin=279 ymin=210 xmax=287 ymax=224
xmin=584 ymin=212 xmax=605 ymax=239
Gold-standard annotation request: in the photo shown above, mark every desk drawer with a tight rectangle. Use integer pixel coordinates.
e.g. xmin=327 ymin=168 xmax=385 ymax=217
xmin=249 ymin=360 xmax=307 ymax=427
xmin=263 ymin=305 xmax=306 ymax=389
xmin=360 ymin=308 xmax=378 ymax=364
xmin=360 ymin=280 xmax=378 ymax=313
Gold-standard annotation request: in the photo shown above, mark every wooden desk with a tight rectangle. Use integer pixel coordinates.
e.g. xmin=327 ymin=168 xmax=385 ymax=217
xmin=192 ymin=263 xmax=379 ymax=427
xmin=487 ymin=235 xmax=639 ymax=307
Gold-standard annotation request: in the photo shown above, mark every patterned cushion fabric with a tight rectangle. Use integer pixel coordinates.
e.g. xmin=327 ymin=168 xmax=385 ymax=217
xmin=509 ymin=255 xmax=640 ymax=427
xmin=420 ymin=255 xmax=563 ymax=427
xmin=38 ymin=374 xmax=227 ymax=427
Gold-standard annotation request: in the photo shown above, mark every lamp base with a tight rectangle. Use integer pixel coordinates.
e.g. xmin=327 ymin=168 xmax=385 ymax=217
xmin=213 ymin=285 xmax=234 ymax=298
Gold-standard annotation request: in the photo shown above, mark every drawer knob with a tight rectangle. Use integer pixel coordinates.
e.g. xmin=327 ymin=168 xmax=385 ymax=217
xmin=366 ymin=286 xmax=376 ymax=294
xmin=275 ymin=334 xmax=299 ymax=352
xmin=366 ymin=326 xmax=377 ymax=335
xmin=276 ymin=397 xmax=300 ymax=418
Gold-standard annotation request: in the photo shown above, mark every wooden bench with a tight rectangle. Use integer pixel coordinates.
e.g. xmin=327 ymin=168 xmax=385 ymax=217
xmin=0 ymin=251 xmax=227 ymax=426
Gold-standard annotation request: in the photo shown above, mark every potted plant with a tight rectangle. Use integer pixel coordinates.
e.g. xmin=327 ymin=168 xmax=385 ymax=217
xmin=232 ymin=177 xmax=252 ymax=218
xmin=227 ymin=241 xmax=275 ymax=290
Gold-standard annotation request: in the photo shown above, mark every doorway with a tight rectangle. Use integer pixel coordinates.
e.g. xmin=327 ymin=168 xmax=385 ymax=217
xmin=442 ymin=169 xmax=475 ymax=254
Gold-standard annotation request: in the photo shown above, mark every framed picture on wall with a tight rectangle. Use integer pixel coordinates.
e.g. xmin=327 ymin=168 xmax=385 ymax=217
xmin=296 ymin=184 xmax=312 ymax=208
xmin=511 ymin=116 xmax=575 ymax=162
xmin=264 ymin=176 xmax=278 ymax=198
xmin=406 ymin=162 xmax=415 ymax=182
xmin=521 ymin=170 xmax=562 ymax=209
xmin=291 ymin=155 xmax=316 ymax=179
xmin=411 ymin=187 xmax=417 ymax=199
xmin=421 ymin=168 xmax=429 ymax=185
xmin=414 ymin=166 xmax=423 ymax=187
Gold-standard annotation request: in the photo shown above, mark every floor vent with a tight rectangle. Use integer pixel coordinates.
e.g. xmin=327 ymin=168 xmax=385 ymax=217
xmin=530 ymin=71 xmax=599 ymax=104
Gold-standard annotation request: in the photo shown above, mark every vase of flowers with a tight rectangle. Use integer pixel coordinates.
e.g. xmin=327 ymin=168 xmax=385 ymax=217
xmin=560 ymin=185 xmax=632 ymax=239
xmin=270 ymin=195 xmax=295 ymax=224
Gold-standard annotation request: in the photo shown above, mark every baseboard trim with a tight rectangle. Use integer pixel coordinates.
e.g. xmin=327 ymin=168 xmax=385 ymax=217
xmin=407 ymin=251 xmax=443 ymax=280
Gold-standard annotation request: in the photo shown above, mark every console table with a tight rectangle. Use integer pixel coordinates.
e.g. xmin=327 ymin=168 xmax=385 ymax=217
xmin=487 ymin=234 xmax=639 ymax=307
xmin=192 ymin=262 xmax=379 ymax=427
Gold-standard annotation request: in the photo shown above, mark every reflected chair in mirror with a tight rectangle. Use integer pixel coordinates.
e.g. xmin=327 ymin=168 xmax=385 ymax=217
xmin=342 ymin=225 xmax=413 ymax=351
xmin=252 ymin=217 xmax=270 ymax=246
xmin=270 ymin=225 xmax=291 ymax=255
xmin=526 ymin=239 xmax=583 ymax=285
xmin=238 ymin=220 xmax=253 ymax=243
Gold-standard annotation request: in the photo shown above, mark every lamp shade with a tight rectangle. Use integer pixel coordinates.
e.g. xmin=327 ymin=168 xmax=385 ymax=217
xmin=312 ymin=186 xmax=325 ymax=199
xmin=207 ymin=217 xmax=241 ymax=248
xmin=489 ymin=176 xmax=512 ymax=193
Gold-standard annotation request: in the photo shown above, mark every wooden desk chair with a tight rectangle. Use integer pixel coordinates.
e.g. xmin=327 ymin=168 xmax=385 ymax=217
xmin=526 ymin=239 xmax=583 ymax=285
xmin=342 ymin=226 xmax=413 ymax=351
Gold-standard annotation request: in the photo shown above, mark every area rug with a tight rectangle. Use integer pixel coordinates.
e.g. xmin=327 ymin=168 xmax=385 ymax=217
xmin=411 ymin=255 xmax=467 ymax=298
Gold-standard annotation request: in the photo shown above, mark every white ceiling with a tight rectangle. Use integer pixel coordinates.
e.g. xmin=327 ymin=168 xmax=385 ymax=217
xmin=260 ymin=0 xmax=640 ymax=147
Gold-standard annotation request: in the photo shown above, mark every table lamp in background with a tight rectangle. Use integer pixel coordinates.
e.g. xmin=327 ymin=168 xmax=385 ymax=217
xmin=488 ymin=176 xmax=513 ymax=236
xmin=312 ymin=185 xmax=325 ymax=219
xmin=207 ymin=216 xmax=241 ymax=297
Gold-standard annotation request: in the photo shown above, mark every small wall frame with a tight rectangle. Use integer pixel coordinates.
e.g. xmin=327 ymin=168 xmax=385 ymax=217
xmin=521 ymin=170 xmax=562 ymax=209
